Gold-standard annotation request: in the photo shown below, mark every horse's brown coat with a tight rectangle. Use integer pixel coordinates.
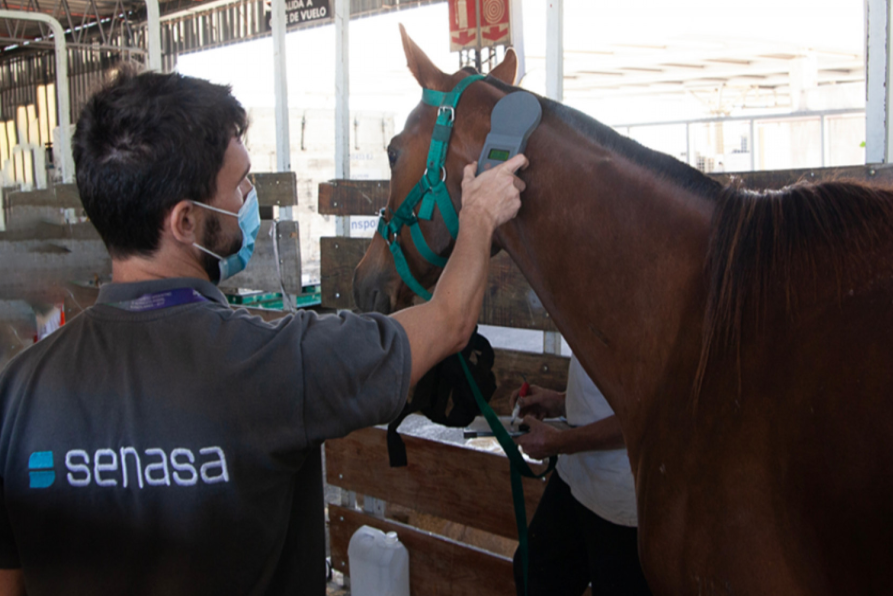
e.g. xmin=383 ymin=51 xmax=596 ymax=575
xmin=353 ymin=26 xmax=893 ymax=595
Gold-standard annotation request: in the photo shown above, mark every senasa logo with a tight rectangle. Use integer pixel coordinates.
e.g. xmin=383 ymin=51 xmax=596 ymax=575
xmin=29 ymin=451 xmax=56 ymax=488
xmin=28 ymin=446 xmax=229 ymax=489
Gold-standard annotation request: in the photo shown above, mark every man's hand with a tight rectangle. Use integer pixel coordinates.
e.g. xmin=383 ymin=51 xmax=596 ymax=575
xmin=516 ymin=416 xmax=562 ymax=460
xmin=459 ymin=154 xmax=527 ymax=231
xmin=510 ymin=384 xmax=566 ymax=420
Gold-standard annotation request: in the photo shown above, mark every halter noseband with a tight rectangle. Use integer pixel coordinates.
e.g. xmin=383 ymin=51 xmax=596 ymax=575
xmin=377 ymin=74 xmax=486 ymax=301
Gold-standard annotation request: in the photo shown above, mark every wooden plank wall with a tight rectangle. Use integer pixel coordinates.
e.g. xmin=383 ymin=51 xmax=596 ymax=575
xmin=329 ymin=505 xmax=516 ymax=596
xmin=318 ymin=164 xmax=893 ymax=217
xmin=326 ymin=426 xmax=548 ymax=596
xmin=320 ymin=237 xmax=557 ymax=332
xmin=317 ymin=163 xmax=893 ymax=326
xmin=318 ymin=176 xmax=567 ymax=592
xmin=0 ymin=173 xmax=303 ymax=299
xmin=327 ymin=427 xmax=548 ymax=539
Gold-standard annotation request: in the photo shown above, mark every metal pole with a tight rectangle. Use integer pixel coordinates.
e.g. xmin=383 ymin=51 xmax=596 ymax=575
xmin=749 ymin=118 xmax=756 ymax=171
xmin=270 ymin=0 xmax=291 ymax=172
xmin=865 ymin=0 xmax=892 ymax=163
xmin=0 ymin=11 xmax=73 ymax=183
xmin=335 ymin=0 xmax=350 ymax=236
xmin=145 ymin=0 xmax=162 ymax=71
xmin=475 ymin=0 xmax=482 ymax=72
xmin=545 ymin=0 xmax=563 ymax=102
xmin=509 ymin=0 xmax=525 ymax=82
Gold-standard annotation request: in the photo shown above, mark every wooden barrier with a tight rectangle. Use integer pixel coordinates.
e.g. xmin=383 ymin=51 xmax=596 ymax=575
xmin=0 ymin=173 xmax=304 ymax=299
xmin=319 ymin=175 xmax=572 ymax=594
xmin=317 ymin=164 xmax=893 ymax=219
xmin=320 ymin=237 xmax=557 ymax=332
xmin=326 ymin=426 xmax=551 ymax=596
xmin=317 ymin=164 xmax=893 ymax=329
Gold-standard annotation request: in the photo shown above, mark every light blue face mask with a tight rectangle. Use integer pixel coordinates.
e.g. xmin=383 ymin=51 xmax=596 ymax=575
xmin=192 ymin=186 xmax=261 ymax=282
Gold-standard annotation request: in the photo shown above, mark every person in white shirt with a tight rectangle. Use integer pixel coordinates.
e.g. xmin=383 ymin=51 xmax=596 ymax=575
xmin=510 ymin=355 xmax=651 ymax=596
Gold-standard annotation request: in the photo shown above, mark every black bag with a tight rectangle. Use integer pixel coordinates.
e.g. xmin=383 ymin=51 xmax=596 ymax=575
xmin=387 ymin=328 xmax=497 ymax=467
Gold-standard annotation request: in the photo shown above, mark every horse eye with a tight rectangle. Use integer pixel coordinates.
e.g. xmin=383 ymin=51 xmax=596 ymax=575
xmin=387 ymin=147 xmax=398 ymax=168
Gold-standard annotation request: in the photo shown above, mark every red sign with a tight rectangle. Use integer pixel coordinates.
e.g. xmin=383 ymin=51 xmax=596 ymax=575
xmin=449 ymin=0 xmax=511 ymax=52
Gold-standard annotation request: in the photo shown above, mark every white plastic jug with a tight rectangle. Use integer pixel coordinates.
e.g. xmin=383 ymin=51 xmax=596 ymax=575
xmin=347 ymin=525 xmax=410 ymax=596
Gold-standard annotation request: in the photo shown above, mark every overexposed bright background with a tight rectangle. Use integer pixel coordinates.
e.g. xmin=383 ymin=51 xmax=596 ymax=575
xmin=177 ymin=0 xmax=866 ymax=287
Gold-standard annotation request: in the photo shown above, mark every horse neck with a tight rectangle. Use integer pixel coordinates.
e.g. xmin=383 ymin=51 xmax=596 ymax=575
xmin=496 ymin=115 xmax=716 ymax=454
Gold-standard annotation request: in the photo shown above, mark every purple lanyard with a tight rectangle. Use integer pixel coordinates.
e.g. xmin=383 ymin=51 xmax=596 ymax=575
xmin=108 ymin=288 xmax=210 ymax=312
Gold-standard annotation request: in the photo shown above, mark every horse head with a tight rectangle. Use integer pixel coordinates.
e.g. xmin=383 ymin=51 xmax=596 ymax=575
xmin=353 ymin=25 xmax=520 ymax=314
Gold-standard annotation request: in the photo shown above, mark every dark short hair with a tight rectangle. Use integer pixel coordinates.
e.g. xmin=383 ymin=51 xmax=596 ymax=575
xmin=73 ymin=66 xmax=248 ymax=258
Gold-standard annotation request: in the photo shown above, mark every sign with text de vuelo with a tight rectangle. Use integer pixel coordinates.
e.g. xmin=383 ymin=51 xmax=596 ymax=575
xmin=265 ymin=0 xmax=331 ymax=30
xmin=285 ymin=0 xmax=330 ymax=28
xmin=449 ymin=0 xmax=511 ymax=52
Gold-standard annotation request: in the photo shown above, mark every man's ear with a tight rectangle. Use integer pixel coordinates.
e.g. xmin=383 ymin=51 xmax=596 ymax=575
xmin=167 ymin=200 xmax=201 ymax=245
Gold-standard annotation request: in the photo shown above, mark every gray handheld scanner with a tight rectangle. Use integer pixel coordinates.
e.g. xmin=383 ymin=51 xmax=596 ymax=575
xmin=476 ymin=91 xmax=542 ymax=174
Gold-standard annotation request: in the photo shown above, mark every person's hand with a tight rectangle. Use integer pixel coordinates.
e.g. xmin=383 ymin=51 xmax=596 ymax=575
xmin=460 ymin=154 xmax=528 ymax=230
xmin=510 ymin=384 xmax=565 ymax=420
xmin=515 ymin=416 xmax=562 ymax=460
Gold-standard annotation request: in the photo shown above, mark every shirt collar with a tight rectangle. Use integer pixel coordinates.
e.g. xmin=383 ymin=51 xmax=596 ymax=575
xmin=96 ymin=277 xmax=229 ymax=307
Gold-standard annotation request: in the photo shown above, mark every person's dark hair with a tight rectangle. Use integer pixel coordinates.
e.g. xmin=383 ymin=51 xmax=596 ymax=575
xmin=73 ymin=65 xmax=248 ymax=258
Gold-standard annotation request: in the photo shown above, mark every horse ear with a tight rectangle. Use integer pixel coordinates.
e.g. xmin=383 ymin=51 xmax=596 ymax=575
xmin=400 ymin=23 xmax=449 ymax=90
xmin=489 ymin=48 xmax=518 ymax=85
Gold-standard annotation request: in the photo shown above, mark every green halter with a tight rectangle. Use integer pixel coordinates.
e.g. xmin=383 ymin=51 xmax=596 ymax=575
xmin=377 ymin=74 xmax=554 ymax=596
xmin=376 ymin=74 xmax=485 ymax=300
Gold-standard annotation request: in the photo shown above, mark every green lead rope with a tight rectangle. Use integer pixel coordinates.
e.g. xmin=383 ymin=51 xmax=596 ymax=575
xmin=457 ymin=355 xmax=554 ymax=594
xmin=380 ymin=74 xmax=555 ymax=595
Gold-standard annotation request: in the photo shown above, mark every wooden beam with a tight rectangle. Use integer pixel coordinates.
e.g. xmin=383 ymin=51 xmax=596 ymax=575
xmin=220 ymin=220 xmax=302 ymax=295
xmin=3 ymin=175 xmax=296 ymax=219
xmin=326 ymin=426 xmax=548 ymax=540
xmin=316 ymin=164 xmax=893 ymax=220
xmin=708 ymin=164 xmax=893 ymax=189
xmin=319 ymin=236 xmax=366 ymax=308
xmin=318 ymin=179 xmax=389 ymax=215
xmin=329 ymin=504 xmax=517 ymax=596
xmin=490 ymin=349 xmax=569 ymax=415
xmin=0 ymin=224 xmax=110 ymax=301
xmin=5 ymin=185 xmax=82 ymax=209
xmin=1 ymin=219 xmax=301 ymax=298
xmin=251 ymin=172 xmax=298 ymax=207
xmin=320 ymin=237 xmax=557 ymax=331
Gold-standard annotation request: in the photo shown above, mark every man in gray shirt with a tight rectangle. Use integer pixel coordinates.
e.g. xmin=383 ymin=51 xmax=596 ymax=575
xmin=0 ymin=69 xmax=526 ymax=595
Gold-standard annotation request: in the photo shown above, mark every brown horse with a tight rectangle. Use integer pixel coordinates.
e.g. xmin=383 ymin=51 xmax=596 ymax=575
xmin=354 ymin=27 xmax=893 ymax=595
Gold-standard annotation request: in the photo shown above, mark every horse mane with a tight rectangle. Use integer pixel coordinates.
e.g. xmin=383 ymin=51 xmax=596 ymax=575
xmin=694 ymin=180 xmax=893 ymax=399
xmin=478 ymin=76 xmax=893 ymax=402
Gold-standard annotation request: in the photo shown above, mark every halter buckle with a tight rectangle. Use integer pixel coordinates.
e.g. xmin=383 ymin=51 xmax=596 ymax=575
xmin=438 ymin=105 xmax=455 ymax=123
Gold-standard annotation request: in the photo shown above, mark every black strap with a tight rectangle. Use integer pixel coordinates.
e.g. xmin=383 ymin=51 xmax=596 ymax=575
xmin=386 ymin=408 xmax=412 ymax=468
